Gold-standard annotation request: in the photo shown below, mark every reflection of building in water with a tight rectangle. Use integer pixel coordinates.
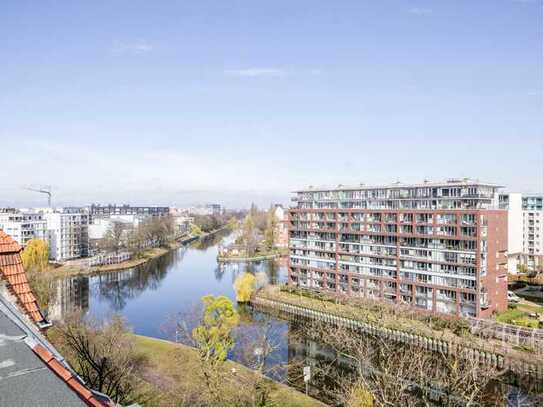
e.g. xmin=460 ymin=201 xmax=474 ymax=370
xmin=286 ymin=319 xmax=356 ymax=404
xmin=93 ymin=252 xmax=176 ymax=311
xmin=48 ymin=277 xmax=89 ymax=321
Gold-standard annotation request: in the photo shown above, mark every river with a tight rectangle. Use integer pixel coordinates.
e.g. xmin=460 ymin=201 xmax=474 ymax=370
xmin=48 ymin=232 xmax=540 ymax=406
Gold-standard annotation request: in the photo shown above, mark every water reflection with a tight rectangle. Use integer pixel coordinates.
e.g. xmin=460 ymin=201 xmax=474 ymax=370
xmin=49 ymin=233 xmax=287 ymax=334
xmin=49 ymin=234 xmax=540 ymax=405
xmin=93 ymin=251 xmax=178 ymax=311
xmin=48 ymin=277 xmax=90 ymax=321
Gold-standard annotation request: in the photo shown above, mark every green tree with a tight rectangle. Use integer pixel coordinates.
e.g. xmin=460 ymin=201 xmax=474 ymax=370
xmin=263 ymin=208 xmax=277 ymax=251
xmin=191 ymin=223 xmax=204 ymax=237
xmin=192 ymin=295 xmax=239 ymax=362
xmin=192 ymin=295 xmax=239 ymax=404
xmin=21 ymin=239 xmax=49 ymax=272
xmin=234 ymin=272 xmax=256 ymax=303
xmin=242 ymin=214 xmax=258 ymax=256
xmin=517 ymin=263 xmax=529 ymax=274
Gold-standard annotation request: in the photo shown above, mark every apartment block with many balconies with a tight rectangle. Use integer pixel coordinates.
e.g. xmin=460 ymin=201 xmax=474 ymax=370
xmin=500 ymin=193 xmax=543 ymax=272
xmin=288 ymin=179 xmax=508 ymax=318
xmin=45 ymin=210 xmax=89 ymax=262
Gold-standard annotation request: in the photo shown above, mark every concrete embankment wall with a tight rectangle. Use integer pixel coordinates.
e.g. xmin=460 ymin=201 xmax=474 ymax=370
xmin=251 ymin=296 xmax=543 ymax=380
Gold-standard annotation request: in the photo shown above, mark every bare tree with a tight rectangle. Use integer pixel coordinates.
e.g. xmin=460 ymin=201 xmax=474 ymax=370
xmin=298 ymin=320 xmax=507 ymax=407
xmin=51 ymin=314 xmax=148 ymax=404
xmin=100 ymin=221 xmax=126 ymax=253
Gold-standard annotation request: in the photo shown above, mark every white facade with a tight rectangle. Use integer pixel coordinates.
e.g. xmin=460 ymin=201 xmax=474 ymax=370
xmin=88 ymin=215 xmax=139 ymax=240
xmin=173 ymin=215 xmax=193 ymax=235
xmin=88 ymin=218 xmax=113 ymax=240
xmin=0 ymin=211 xmax=47 ymax=247
xmin=273 ymin=205 xmax=288 ymax=248
xmin=45 ymin=211 xmax=89 ymax=261
xmin=501 ymin=193 xmax=543 ymax=272
xmin=189 ymin=204 xmax=222 ymax=216
xmin=522 ymin=195 xmax=543 ymax=269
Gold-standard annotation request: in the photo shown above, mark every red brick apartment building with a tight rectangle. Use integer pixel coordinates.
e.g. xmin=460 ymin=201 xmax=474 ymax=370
xmin=287 ymin=180 xmax=508 ymax=318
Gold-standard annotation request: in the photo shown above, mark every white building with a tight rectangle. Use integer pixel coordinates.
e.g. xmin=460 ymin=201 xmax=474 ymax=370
xmin=45 ymin=210 xmax=90 ymax=261
xmin=500 ymin=193 xmax=543 ymax=273
xmin=0 ymin=210 xmax=47 ymax=247
xmin=88 ymin=215 xmax=140 ymax=240
xmin=189 ymin=204 xmax=222 ymax=216
xmin=273 ymin=204 xmax=288 ymax=248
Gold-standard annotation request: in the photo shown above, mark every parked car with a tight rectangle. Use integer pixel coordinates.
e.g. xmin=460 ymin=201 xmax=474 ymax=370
xmin=507 ymin=291 xmax=521 ymax=303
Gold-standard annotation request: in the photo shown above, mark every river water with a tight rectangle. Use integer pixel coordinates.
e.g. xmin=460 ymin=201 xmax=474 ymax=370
xmin=48 ymin=232 xmax=540 ymax=405
xmin=49 ymin=231 xmax=287 ymax=337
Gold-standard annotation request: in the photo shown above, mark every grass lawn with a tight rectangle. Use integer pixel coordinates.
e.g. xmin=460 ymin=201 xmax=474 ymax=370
xmin=132 ymin=335 xmax=324 ymax=407
xmin=496 ymin=302 xmax=543 ymax=329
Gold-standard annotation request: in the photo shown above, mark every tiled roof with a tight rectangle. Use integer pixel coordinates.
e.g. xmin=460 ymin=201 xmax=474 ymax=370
xmin=0 ymin=229 xmax=46 ymax=324
xmin=32 ymin=343 xmax=117 ymax=406
xmin=0 ymin=293 xmax=117 ymax=407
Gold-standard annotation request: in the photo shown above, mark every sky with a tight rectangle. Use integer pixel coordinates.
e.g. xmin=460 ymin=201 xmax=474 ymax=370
xmin=1 ymin=0 xmax=542 ymax=209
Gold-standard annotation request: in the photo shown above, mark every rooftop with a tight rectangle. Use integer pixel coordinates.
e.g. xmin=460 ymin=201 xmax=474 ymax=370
xmin=0 ymin=292 xmax=115 ymax=406
xmin=0 ymin=229 xmax=46 ymax=325
xmin=0 ymin=228 xmax=116 ymax=406
xmin=294 ymin=179 xmax=503 ymax=193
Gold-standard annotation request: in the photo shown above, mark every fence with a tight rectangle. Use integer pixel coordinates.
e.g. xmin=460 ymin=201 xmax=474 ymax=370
xmin=88 ymin=251 xmax=132 ymax=267
xmin=467 ymin=317 xmax=543 ymax=353
xmin=280 ymin=284 xmax=543 ymax=355
xmin=252 ymin=296 xmax=543 ymax=379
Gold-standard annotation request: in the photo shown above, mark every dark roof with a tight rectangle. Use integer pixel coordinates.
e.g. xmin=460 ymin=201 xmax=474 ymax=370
xmin=0 ymin=293 xmax=116 ymax=406
xmin=0 ymin=229 xmax=46 ymax=324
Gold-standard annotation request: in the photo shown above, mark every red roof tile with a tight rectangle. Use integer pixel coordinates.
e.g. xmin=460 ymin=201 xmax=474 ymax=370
xmin=0 ymin=229 xmax=46 ymax=324
xmin=32 ymin=344 xmax=116 ymax=406
xmin=33 ymin=344 xmax=54 ymax=363
xmin=66 ymin=377 xmax=94 ymax=401
xmin=49 ymin=358 xmax=74 ymax=381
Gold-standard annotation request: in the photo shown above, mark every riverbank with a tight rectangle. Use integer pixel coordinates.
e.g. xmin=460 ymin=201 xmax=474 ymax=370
xmin=255 ymin=286 xmax=543 ymax=368
xmin=132 ymin=334 xmax=324 ymax=407
xmin=217 ymin=252 xmax=285 ymax=263
xmin=218 ymin=247 xmax=288 ymax=263
xmin=46 ymin=227 xmax=229 ymax=279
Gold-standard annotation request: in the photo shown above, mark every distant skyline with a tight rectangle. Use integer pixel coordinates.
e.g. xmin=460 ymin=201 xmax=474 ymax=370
xmin=1 ymin=1 xmax=542 ymax=208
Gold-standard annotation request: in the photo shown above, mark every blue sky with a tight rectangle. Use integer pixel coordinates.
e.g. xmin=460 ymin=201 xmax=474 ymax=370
xmin=1 ymin=0 xmax=542 ymax=208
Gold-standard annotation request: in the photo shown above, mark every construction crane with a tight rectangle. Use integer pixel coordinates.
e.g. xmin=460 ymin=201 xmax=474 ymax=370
xmin=24 ymin=186 xmax=52 ymax=207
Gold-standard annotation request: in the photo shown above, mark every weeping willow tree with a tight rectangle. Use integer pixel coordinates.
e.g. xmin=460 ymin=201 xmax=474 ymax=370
xmin=21 ymin=239 xmax=49 ymax=272
xmin=234 ymin=272 xmax=256 ymax=303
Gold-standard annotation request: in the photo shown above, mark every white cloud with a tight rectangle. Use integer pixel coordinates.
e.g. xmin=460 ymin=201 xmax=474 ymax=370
xmin=407 ymin=7 xmax=432 ymax=15
xmin=111 ymin=40 xmax=154 ymax=55
xmin=224 ymin=68 xmax=287 ymax=78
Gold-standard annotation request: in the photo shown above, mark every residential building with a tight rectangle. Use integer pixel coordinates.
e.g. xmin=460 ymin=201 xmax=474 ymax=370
xmin=273 ymin=204 xmax=289 ymax=248
xmin=173 ymin=215 xmax=193 ymax=236
xmin=500 ymin=193 xmax=543 ymax=272
xmin=89 ymin=203 xmax=169 ymax=221
xmin=206 ymin=203 xmax=222 ymax=215
xmin=288 ymin=179 xmax=508 ymax=318
xmin=0 ymin=209 xmax=47 ymax=247
xmin=88 ymin=215 xmax=139 ymax=253
xmin=45 ymin=210 xmax=89 ymax=261
xmin=0 ymin=229 xmax=115 ymax=406
xmin=189 ymin=204 xmax=223 ymax=216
